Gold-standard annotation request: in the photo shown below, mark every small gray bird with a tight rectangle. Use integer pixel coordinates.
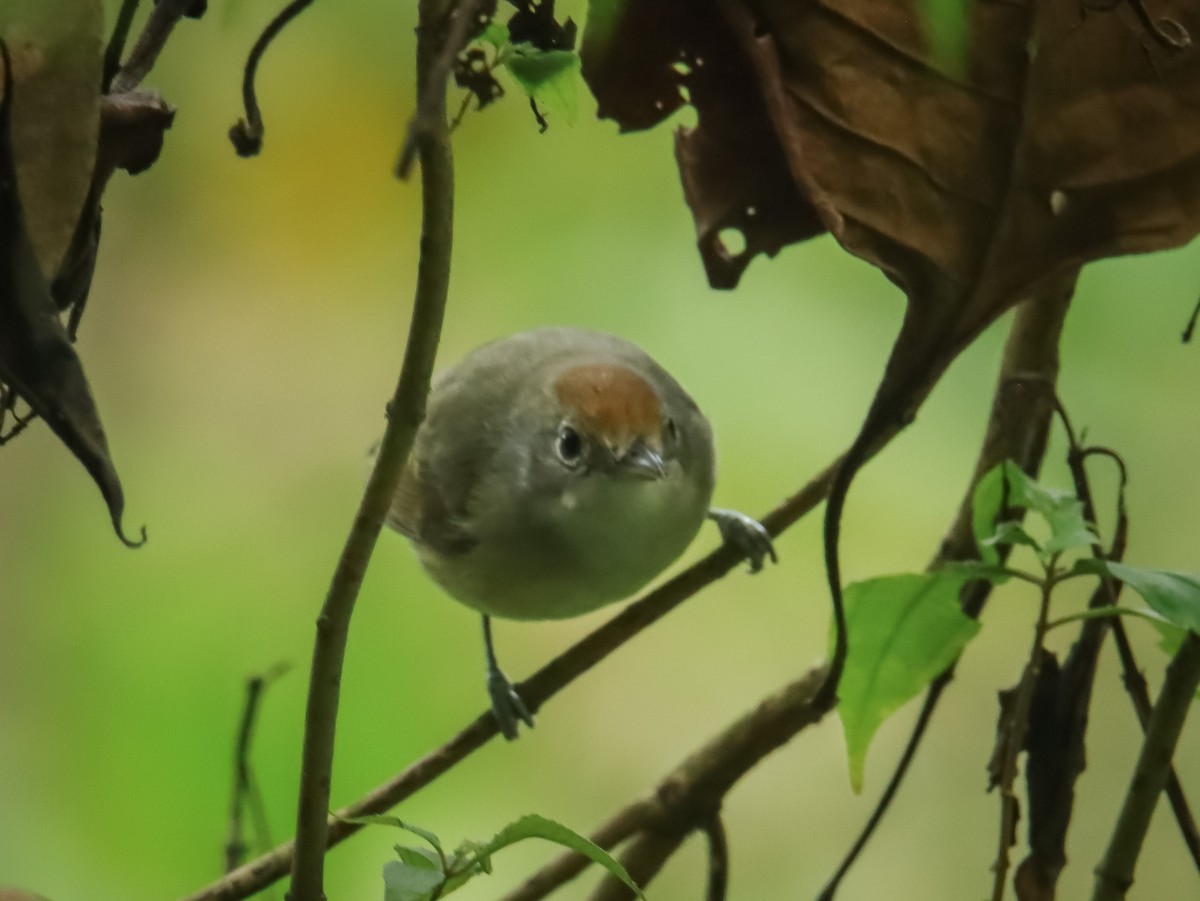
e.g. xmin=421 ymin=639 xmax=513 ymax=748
xmin=386 ymin=327 xmax=775 ymax=738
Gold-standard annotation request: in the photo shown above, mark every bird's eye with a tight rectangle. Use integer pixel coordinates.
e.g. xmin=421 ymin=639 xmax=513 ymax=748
xmin=665 ymin=417 xmax=678 ymax=443
xmin=556 ymin=426 xmax=584 ymax=466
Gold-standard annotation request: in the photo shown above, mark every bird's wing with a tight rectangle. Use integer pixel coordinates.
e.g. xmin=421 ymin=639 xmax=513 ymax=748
xmin=385 ymin=458 xmax=423 ymax=539
xmin=386 ymin=455 xmax=478 ymax=556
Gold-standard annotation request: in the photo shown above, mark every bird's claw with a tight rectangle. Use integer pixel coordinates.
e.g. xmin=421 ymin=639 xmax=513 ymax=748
xmin=708 ymin=507 xmax=778 ymax=574
xmin=486 ymin=665 xmax=535 ymax=741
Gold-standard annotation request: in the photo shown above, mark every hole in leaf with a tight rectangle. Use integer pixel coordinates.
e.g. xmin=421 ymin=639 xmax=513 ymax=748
xmin=717 ymin=227 xmax=747 ymax=257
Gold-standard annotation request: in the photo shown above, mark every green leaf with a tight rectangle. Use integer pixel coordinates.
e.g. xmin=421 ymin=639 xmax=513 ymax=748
xmin=394 ymin=846 xmax=440 ymax=871
xmin=383 ymin=858 xmax=444 ymax=901
xmin=836 ymin=572 xmax=983 ymax=792
xmin=481 ymin=22 xmax=509 ymax=48
xmin=1001 ymin=461 xmax=1097 ymax=558
xmin=1073 ymin=560 xmax=1200 ymax=635
xmin=474 ymin=814 xmax=645 ymax=899
xmin=504 ymin=48 xmax=581 ymax=123
xmin=972 ymin=463 xmax=1008 ymax=565
xmin=982 ymin=520 xmax=1042 ymax=553
xmin=342 ymin=815 xmax=444 ymax=859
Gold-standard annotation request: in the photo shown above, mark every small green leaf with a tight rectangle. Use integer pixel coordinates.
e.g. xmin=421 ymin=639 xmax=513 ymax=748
xmin=972 ymin=463 xmax=1007 ymax=565
xmin=982 ymin=520 xmax=1042 ymax=553
xmin=939 ymin=560 xmax=1013 ymax=584
xmin=1073 ymin=561 xmax=1200 ymax=635
xmin=836 ymin=572 xmax=983 ymax=792
xmin=475 ymin=814 xmax=645 ymax=899
xmin=481 ymin=22 xmax=509 ymax=48
xmin=394 ymin=846 xmax=440 ymax=871
xmin=1001 ymin=461 xmax=1097 ymax=558
xmin=383 ymin=858 xmax=444 ymax=901
xmin=504 ymin=48 xmax=581 ymax=123
xmin=342 ymin=815 xmax=444 ymax=858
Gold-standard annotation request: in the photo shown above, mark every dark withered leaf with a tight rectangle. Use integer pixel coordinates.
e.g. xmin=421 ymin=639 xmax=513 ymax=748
xmin=581 ymin=0 xmax=822 ymax=288
xmin=0 ymin=43 xmax=142 ymax=546
xmin=454 ymin=47 xmax=504 ymax=110
xmin=508 ymin=0 xmax=576 ymax=51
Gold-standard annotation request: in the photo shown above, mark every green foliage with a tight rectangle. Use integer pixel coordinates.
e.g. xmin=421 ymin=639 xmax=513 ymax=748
xmin=836 ymin=458 xmax=1200 ymax=792
xmin=347 ymin=813 xmax=646 ymax=900
xmin=1073 ymin=560 xmax=1200 ymax=635
xmin=836 ymin=572 xmax=982 ymax=792
xmin=505 ymin=47 xmax=581 ymax=124
xmin=974 ymin=461 xmax=1098 ymax=564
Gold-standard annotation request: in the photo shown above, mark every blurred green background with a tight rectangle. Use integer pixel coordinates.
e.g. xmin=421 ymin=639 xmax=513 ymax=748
xmin=2 ymin=2 xmax=1200 ymax=899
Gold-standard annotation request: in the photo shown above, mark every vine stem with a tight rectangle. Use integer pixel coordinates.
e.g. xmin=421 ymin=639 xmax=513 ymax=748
xmin=990 ymin=558 xmax=1058 ymax=901
xmin=287 ymin=0 xmax=479 ymax=896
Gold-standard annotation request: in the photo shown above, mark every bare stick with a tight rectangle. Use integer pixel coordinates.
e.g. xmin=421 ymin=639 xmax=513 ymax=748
xmin=110 ymin=0 xmax=195 ymax=94
xmin=287 ymin=2 xmax=470 ymax=897
xmin=703 ymin=815 xmax=730 ymax=901
xmin=1092 ymin=633 xmax=1200 ymax=901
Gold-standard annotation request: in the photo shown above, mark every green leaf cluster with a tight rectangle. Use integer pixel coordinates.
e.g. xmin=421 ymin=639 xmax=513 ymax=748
xmin=836 ymin=460 xmax=1200 ymax=790
xmin=346 ymin=813 xmax=645 ymax=900
xmin=476 ymin=22 xmax=581 ymax=125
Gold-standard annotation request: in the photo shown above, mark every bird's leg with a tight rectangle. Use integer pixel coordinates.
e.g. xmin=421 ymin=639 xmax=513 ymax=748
xmin=482 ymin=615 xmax=534 ymax=740
xmin=707 ymin=507 xmax=778 ymax=573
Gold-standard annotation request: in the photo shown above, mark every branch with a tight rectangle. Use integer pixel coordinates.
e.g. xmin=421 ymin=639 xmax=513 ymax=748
xmin=1092 ymin=632 xmax=1200 ymax=901
xmin=109 ymin=0 xmax=195 ymax=94
xmin=287 ymin=1 xmax=475 ymax=897
xmin=818 ymin=274 xmax=1075 ymax=900
xmin=504 ymin=666 xmax=830 ymax=901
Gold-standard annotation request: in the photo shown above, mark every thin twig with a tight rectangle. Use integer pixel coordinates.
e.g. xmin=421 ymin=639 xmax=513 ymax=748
xmin=225 ymin=663 xmax=290 ymax=873
xmin=228 ymin=0 xmax=315 ymax=157
xmin=817 ymin=276 xmax=1075 ymax=899
xmin=109 ymin=0 xmax=194 ymax=94
xmin=990 ymin=563 xmax=1056 ymax=901
xmin=1092 ymin=633 xmax=1200 ymax=901
xmin=703 ymin=814 xmax=730 ymax=901
xmin=287 ymin=2 xmax=471 ymax=897
xmin=102 ymin=0 xmax=142 ymax=91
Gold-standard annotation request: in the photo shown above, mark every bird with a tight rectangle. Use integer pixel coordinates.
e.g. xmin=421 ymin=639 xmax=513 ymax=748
xmin=385 ymin=326 xmax=776 ymax=738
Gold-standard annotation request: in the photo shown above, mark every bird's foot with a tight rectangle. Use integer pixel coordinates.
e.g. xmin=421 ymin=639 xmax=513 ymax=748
xmin=708 ymin=507 xmax=778 ymax=574
xmin=486 ymin=664 xmax=535 ymax=741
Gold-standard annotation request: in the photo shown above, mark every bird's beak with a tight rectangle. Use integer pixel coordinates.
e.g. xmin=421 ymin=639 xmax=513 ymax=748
xmin=618 ymin=441 xmax=667 ymax=480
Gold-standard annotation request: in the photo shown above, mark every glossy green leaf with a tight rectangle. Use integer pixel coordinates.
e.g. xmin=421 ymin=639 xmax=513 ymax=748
xmin=981 ymin=520 xmax=1041 ymax=553
xmin=393 ymin=846 xmax=440 ymax=871
xmin=837 ymin=572 xmax=982 ymax=792
xmin=505 ymin=48 xmax=580 ymax=123
xmin=383 ymin=858 xmax=444 ymax=901
xmin=1073 ymin=560 xmax=1200 ymax=635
